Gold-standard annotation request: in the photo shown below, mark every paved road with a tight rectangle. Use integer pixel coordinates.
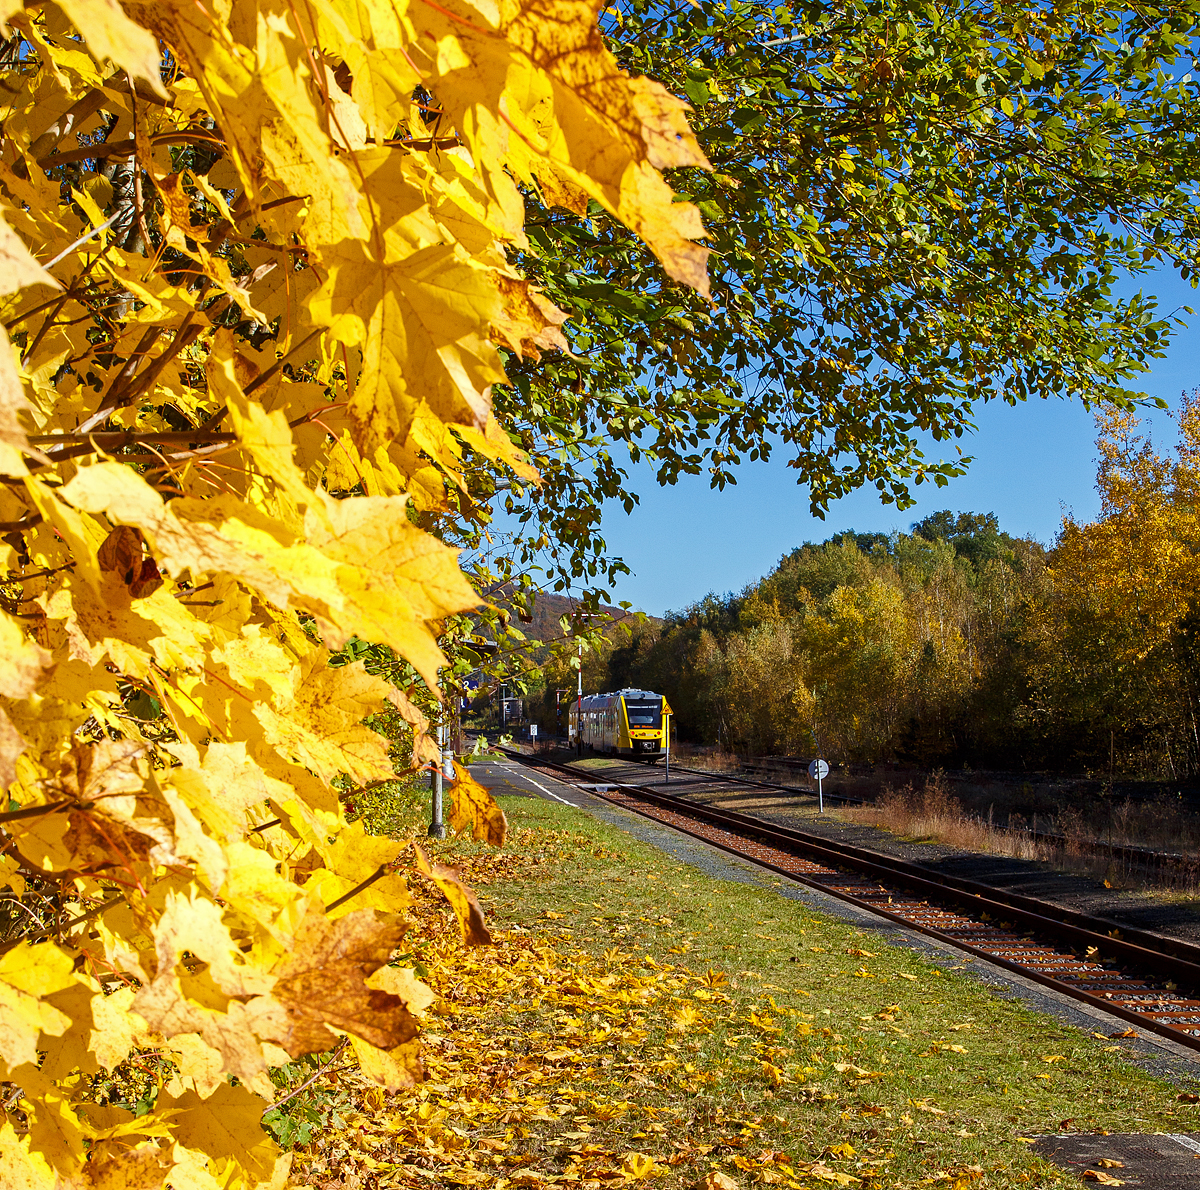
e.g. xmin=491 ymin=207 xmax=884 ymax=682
xmin=466 ymin=758 xmax=598 ymax=807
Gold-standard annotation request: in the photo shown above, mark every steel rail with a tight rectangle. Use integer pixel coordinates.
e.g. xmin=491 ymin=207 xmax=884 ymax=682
xmin=731 ymin=756 xmax=1200 ymax=865
xmin=577 ymin=748 xmax=1200 ymax=875
xmin=496 ymin=746 xmax=1200 ymax=1053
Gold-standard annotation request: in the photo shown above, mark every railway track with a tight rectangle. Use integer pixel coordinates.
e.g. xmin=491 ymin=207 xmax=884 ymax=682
xmin=496 ymin=746 xmax=1200 ymax=1055
xmin=636 ymin=752 xmax=1200 ymax=881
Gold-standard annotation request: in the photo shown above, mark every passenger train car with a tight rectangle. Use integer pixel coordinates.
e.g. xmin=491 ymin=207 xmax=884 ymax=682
xmin=569 ymin=688 xmax=673 ymax=757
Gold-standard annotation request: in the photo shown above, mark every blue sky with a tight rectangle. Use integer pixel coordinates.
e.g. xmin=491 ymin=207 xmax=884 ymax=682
xmin=596 ymin=268 xmax=1199 ymax=617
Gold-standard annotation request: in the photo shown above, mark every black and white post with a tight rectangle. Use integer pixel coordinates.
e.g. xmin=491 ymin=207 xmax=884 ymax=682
xmin=808 ymin=757 xmax=829 ymax=813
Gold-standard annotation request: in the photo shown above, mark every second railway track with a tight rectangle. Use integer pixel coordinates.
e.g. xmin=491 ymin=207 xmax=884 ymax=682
xmin=496 ymin=746 xmax=1200 ymax=1056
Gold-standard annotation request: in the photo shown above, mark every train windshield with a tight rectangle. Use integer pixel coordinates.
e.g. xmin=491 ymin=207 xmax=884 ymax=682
xmin=625 ymin=699 xmax=662 ymax=728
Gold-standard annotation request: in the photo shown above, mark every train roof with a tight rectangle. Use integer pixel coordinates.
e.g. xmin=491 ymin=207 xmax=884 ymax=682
xmin=577 ymin=689 xmax=673 ymax=713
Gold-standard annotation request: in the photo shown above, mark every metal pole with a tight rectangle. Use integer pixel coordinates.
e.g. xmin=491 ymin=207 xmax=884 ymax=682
xmin=576 ymin=639 xmax=583 ymax=756
xmin=818 ymin=768 xmax=823 ymax=814
xmin=442 ymin=721 xmax=455 ymax=784
xmin=429 ymin=708 xmax=447 ymax=838
xmin=665 ymin=713 xmax=670 ymax=784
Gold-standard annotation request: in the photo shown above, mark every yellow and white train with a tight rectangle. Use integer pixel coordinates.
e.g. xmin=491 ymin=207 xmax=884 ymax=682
xmin=569 ymin=688 xmax=673 ymax=757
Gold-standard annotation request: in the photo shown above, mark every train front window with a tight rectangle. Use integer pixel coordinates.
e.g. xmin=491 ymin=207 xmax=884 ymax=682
xmin=625 ymin=700 xmax=662 ymax=728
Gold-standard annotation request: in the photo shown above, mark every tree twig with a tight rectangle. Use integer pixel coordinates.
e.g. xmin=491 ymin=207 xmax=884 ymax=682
xmin=325 ymin=864 xmax=390 ymax=912
xmin=0 ymin=895 xmax=122 ymax=957
xmin=43 ymin=211 xmax=122 ymax=269
xmin=262 ymin=1037 xmax=350 ymax=1113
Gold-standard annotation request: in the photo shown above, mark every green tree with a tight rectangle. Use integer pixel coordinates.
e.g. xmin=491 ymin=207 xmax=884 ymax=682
xmin=468 ymin=0 xmax=1200 ymax=630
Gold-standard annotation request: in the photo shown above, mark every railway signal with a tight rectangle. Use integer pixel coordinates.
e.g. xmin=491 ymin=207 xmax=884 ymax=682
xmin=808 ymin=758 xmax=830 ymax=812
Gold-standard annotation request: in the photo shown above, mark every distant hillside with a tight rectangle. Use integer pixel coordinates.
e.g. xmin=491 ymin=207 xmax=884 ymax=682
xmin=486 ymin=587 xmax=659 ymax=650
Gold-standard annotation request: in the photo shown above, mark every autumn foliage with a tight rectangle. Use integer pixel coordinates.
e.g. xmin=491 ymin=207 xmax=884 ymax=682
xmin=0 ymin=0 xmax=707 ymax=1184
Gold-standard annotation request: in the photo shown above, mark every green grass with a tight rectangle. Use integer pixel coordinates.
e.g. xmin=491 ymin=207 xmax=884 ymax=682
xmin=568 ymin=756 xmax=629 ymax=770
xmin=470 ymin=794 xmax=1200 ymax=1188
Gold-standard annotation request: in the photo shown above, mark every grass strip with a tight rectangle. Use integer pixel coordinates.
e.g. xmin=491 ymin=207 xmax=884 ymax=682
xmin=292 ymin=795 xmax=1200 ymax=1190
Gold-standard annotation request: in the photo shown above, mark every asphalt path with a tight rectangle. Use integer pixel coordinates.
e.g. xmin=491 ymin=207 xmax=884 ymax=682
xmin=467 ymin=758 xmax=595 ymax=807
xmin=467 ymin=755 xmax=1200 ymax=1085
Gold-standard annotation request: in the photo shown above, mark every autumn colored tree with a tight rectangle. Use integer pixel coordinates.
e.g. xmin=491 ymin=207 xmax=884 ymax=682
xmin=0 ymin=1 xmax=709 ymax=1185
xmin=1024 ymin=400 xmax=1200 ymax=776
xmin=605 ymin=518 xmax=1048 ymax=763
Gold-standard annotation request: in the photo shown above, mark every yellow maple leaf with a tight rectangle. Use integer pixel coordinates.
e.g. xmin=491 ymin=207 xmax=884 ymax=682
xmin=0 ymin=943 xmax=79 ymax=1069
xmin=253 ymin=651 xmax=396 ymax=785
xmin=702 ymin=1174 xmax=739 ymax=1190
xmin=51 ymin=0 xmax=165 ymax=88
xmin=413 ymin=842 xmax=493 ymax=946
xmin=348 ymin=1033 xmax=424 ymax=1091
xmin=59 ymin=463 xmax=479 ymax=689
xmin=449 ymin=761 xmax=508 ymax=846
xmin=620 ymin=1151 xmax=660 ymax=1180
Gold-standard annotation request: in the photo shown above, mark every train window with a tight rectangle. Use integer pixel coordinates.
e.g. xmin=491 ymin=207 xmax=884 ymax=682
xmin=625 ymin=699 xmax=662 ymax=728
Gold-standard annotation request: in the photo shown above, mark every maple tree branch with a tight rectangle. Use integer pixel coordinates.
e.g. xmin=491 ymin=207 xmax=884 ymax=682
xmin=131 ymin=152 xmax=151 ymax=256
xmin=0 ymin=514 xmax=43 ymax=532
xmin=91 ymin=326 xmax=162 ymax=418
xmin=1 ymin=564 xmax=74 ymax=582
xmin=0 ymin=798 xmax=73 ymax=823
xmin=0 ymin=894 xmax=122 ymax=956
xmin=43 ymin=211 xmax=123 ymax=270
xmin=386 ymin=135 xmax=463 ymax=151
xmin=28 ymin=430 xmax=239 ymax=446
xmin=196 ymin=327 xmax=325 ymax=433
xmin=92 ymin=312 xmax=204 ymax=419
xmin=325 ymin=864 xmax=390 ymax=911
xmin=36 ymin=130 xmax=225 ymax=169
xmin=263 ymin=1037 xmax=350 ymax=1113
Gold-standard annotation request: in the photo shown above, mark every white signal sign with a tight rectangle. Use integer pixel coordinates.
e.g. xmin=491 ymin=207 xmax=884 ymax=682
xmin=808 ymin=758 xmax=829 ymax=813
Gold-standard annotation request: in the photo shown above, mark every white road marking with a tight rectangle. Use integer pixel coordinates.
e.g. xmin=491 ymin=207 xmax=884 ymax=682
xmin=1170 ymin=1134 xmax=1200 ymax=1154
xmin=493 ymin=764 xmax=576 ymax=806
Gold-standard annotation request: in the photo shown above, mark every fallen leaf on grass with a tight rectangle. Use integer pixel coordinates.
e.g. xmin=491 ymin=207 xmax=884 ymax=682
xmin=702 ymin=1173 xmax=739 ymax=1190
xmin=894 ymin=972 xmax=918 ymax=981
xmin=794 ymin=1161 xmax=859 ymax=1186
xmin=672 ymin=1004 xmax=706 ymax=1031
xmin=413 ymin=843 xmax=492 ymax=946
xmin=1041 ymin=1054 xmax=1066 ymax=1063
xmin=621 ymin=1152 xmax=661 ymax=1180
xmin=1110 ymin=1029 xmax=1139 ymax=1039
xmin=759 ymin=1060 xmax=785 ymax=1086
xmin=833 ymin=1062 xmax=884 ymax=1081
